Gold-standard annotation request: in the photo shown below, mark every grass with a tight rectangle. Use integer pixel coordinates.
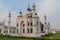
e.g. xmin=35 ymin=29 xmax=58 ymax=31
xmin=0 ymin=33 xmax=60 ymax=40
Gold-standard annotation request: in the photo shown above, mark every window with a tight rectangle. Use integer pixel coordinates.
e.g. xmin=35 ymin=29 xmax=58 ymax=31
xmin=23 ymin=28 xmax=25 ymax=33
xmin=4 ymin=30 xmax=8 ymax=33
xmin=27 ymin=22 xmax=29 ymax=26
xmin=4 ymin=31 xmax=6 ymax=33
xmin=31 ymin=28 xmax=33 ymax=33
xmin=27 ymin=28 xmax=33 ymax=33
xmin=31 ymin=22 xmax=32 ymax=26
xmin=27 ymin=14 xmax=32 ymax=18
xmin=17 ymin=23 xmax=18 ymax=27
xmin=10 ymin=30 xmax=11 ymax=33
xmin=17 ymin=29 xmax=18 ymax=33
xmin=13 ymin=31 xmax=15 ymax=33
xmin=28 ymin=16 xmax=32 ymax=18
xmin=0 ymin=29 xmax=1 ymax=33
xmin=37 ymin=22 xmax=38 ymax=25
xmin=27 ymin=28 xmax=29 ymax=33
xmin=23 ymin=24 xmax=25 ymax=27
xmin=30 ymin=15 xmax=32 ymax=18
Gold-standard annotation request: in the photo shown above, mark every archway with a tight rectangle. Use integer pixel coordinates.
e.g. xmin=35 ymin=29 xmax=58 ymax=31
xmin=20 ymin=21 xmax=25 ymax=33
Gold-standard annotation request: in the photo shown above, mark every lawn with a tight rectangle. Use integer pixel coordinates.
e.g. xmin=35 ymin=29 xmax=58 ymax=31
xmin=0 ymin=33 xmax=60 ymax=40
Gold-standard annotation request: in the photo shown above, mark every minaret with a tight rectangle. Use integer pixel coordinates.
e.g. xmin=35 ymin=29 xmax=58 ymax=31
xmin=8 ymin=11 xmax=11 ymax=35
xmin=32 ymin=3 xmax=36 ymax=11
xmin=48 ymin=22 xmax=50 ymax=34
xmin=3 ymin=19 xmax=5 ymax=26
xmin=32 ymin=3 xmax=37 ymax=34
xmin=44 ymin=14 xmax=47 ymax=33
xmin=32 ymin=3 xmax=36 ymax=18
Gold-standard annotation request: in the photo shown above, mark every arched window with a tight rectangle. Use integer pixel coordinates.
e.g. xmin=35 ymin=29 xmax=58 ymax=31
xmin=0 ymin=29 xmax=1 ymax=33
xmin=37 ymin=21 xmax=38 ymax=25
xmin=21 ymin=21 xmax=25 ymax=27
xmin=27 ymin=28 xmax=33 ymax=33
xmin=31 ymin=28 xmax=33 ymax=33
xmin=27 ymin=22 xmax=29 ymax=26
xmin=17 ymin=29 xmax=18 ymax=33
xmin=27 ymin=28 xmax=29 ymax=33
xmin=30 ymin=22 xmax=32 ymax=26
xmin=23 ymin=24 xmax=25 ymax=27
xmin=23 ymin=28 xmax=25 ymax=33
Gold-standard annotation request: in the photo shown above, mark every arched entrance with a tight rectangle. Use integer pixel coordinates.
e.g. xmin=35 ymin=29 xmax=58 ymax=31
xmin=20 ymin=21 xmax=25 ymax=34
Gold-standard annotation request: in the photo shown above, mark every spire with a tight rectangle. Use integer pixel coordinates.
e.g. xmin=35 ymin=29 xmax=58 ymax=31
xmin=3 ymin=19 xmax=5 ymax=25
xmin=27 ymin=3 xmax=31 ymax=11
xmin=43 ymin=14 xmax=47 ymax=33
xmin=8 ymin=11 xmax=11 ymax=35
xmin=48 ymin=22 xmax=50 ymax=34
xmin=48 ymin=22 xmax=50 ymax=28
xmin=9 ymin=11 xmax=11 ymax=18
xmin=44 ymin=14 xmax=46 ymax=19
xmin=32 ymin=3 xmax=36 ymax=10
xmin=8 ymin=11 xmax=11 ymax=25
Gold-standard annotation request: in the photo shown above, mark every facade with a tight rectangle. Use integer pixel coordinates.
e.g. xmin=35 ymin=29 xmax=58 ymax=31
xmin=17 ymin=3 xmax=41 ymax=37
xmin=0 ymin=3 xmax=51 ymax=37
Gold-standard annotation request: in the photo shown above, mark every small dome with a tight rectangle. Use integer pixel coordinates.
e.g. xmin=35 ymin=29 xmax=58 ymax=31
xmin=19 ymin=11 xmax=22 ymax=14
xmin=27 ymin=8 xmax=31 ymax=11
xmin=18 ymin=11 xmax=23 ymax=17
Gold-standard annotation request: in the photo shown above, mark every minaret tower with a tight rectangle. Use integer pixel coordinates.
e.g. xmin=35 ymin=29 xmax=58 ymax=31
xmin=3 ymin=19 xmax=5 ymax=26
xmin=44 ymin=14 xmax=47 ymax=33
xmin=32 ymin=3 xmax=36 ymax=34
xmin=8 ymin=11 xmax=11 ymax=35
xmin=32 ymin=3 xmax=35 ymax=11
xmin=48 ymin=22 xmax=50 ymax=34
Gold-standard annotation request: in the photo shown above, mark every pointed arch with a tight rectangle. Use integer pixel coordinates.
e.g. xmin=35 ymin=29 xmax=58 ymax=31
xmin=20 ymin=21 xmax=25 ymax=33
xmin=20 ymin=21 xmax=25 ymax=27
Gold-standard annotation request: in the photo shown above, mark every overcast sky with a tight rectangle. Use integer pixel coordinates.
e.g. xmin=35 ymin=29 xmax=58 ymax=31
xmin=0 ymin=0 xmax=60 ymax=29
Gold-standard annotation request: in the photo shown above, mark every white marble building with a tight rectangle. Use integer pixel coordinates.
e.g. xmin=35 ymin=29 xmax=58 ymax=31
xmin=17 ymin=3 xmax=41 ymax=37
xmin=0 ymin=3 xmax=51 ymax=37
